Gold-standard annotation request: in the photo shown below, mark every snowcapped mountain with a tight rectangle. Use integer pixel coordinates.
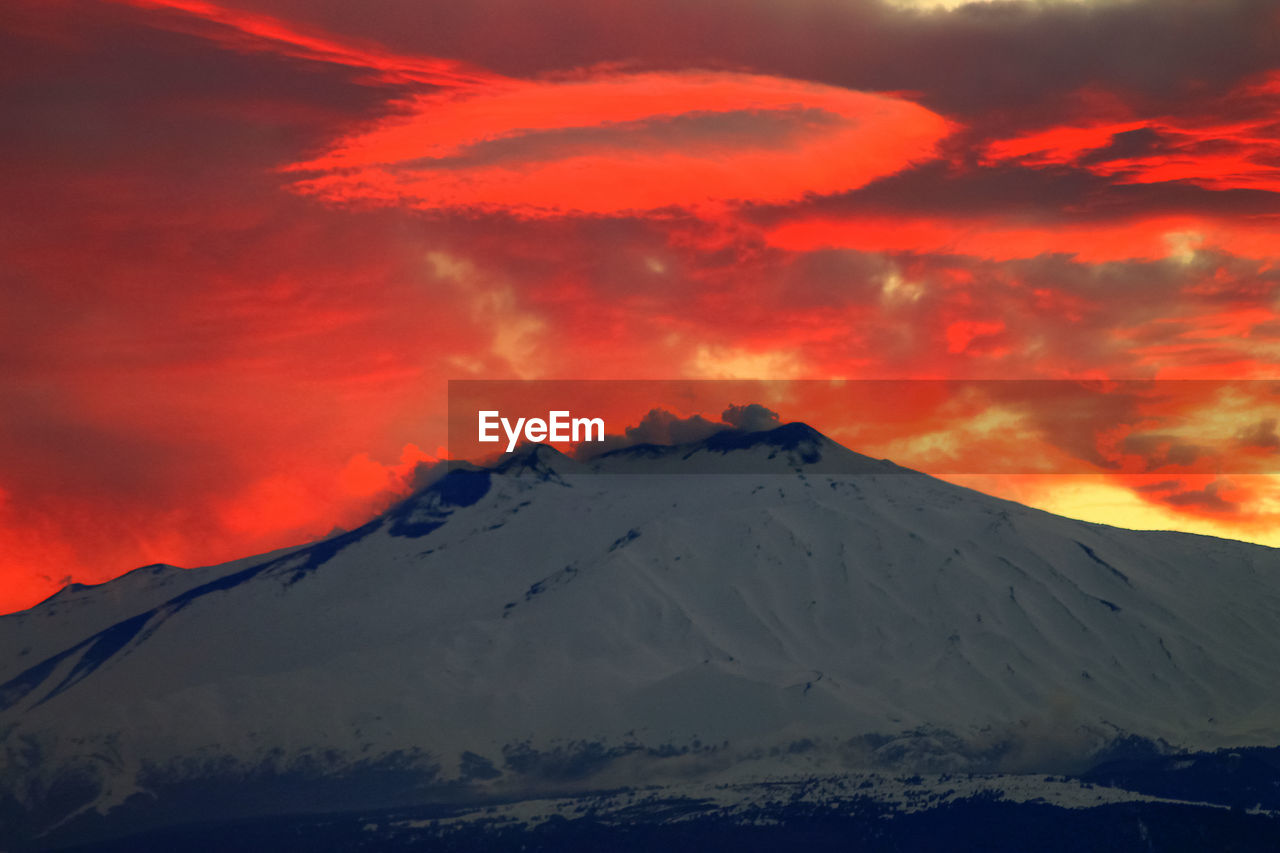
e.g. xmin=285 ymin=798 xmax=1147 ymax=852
xmin=3 ymin=423 xmax=1280 ymax=848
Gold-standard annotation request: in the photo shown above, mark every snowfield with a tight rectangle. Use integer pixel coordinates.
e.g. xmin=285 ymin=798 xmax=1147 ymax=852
xmin=3 ymin=423 xmax=1279 ymax=846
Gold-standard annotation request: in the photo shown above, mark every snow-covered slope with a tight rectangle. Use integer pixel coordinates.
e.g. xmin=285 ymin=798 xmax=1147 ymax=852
xmin=3 ymin=423 xmax=1280 ymax=841
xmin=0 ymin=545 xmax=305 ymax=685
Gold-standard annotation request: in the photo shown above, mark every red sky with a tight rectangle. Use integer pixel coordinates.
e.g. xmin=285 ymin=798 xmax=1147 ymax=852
xmin=2 ymin=0 xmax=1279 ymax=612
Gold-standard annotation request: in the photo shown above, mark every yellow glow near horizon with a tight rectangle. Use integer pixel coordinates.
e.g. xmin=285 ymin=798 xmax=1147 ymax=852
xmin=946 ymin=474 xmax=1280 ymax=548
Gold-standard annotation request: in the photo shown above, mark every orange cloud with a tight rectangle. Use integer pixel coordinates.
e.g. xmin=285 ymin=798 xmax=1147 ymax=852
xmin=3 ymin=0 xmax=1280 ymax=614
xmin=285 ymin=71 xmax=953 ymax=215
xmin=114 ymin=0 xmax=502 ymax=87
xmin=766 ymin=213 xmax=1280 ymax=263
xmin=984 ymin=96 xmax=1280 ymax=195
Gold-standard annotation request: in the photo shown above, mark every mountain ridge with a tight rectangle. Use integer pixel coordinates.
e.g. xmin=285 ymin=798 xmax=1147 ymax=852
xmin=2 ymin=422 xmax=1279 ymax=844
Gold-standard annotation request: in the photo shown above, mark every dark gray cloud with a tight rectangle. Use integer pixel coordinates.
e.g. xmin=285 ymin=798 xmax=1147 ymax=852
xmin=243 ymin=0 xmax=1280 ymax=123
xmin=1127 ymin=478 xmax=1238 ymax=513
xmin=577 ymin=403 xmax=784 ymax=458
xmin=747 ymin=160 xmax=1280 ymax=227
xmin=1131 ymin=479 xmax=1183 ymax=494
xmin=1120 ymin=434 xmax=1205 ymax=471
xmin=1237 ymin=418 xmax=1280 ymax=450
xmin=0 ymin=1 xmax=395 ymax=172
xmin=722 ymin=403 xmax=782 ymax=432
xmin=1160 ymin=480 xmax=1238 ymax=513
xmin=605 ymin=408 xmax=726 ymax=448
xmin=393 ymin=108 xmax=845 ymax=173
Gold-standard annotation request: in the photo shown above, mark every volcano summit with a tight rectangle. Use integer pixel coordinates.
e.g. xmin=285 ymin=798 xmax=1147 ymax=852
xmin=3 ymin=423 xmax=1280 ymax=849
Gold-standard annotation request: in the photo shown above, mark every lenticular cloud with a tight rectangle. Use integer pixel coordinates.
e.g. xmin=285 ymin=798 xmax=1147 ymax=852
xmin=285 ymin=71 xmax=952 ymax=216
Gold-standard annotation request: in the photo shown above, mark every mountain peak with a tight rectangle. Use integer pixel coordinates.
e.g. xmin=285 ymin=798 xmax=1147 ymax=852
xmin=32 ymin=563 xmax=186 ymax=608
xmin=702 ymin=421 xmax=828 ymax=455
xmin=589 ymin=421 xmax=897 ymax=475
xmin=7 ymin=410 xmax=1280 ymax=847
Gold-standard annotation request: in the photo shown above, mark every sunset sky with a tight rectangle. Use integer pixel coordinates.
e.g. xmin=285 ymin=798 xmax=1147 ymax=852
xmin=3 ymin=0 xmax=1279 ymax=612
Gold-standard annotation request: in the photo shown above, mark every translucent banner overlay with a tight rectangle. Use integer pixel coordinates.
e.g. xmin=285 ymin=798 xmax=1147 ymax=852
xmin=448 ymin=379 xmax=1280 ymax=475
